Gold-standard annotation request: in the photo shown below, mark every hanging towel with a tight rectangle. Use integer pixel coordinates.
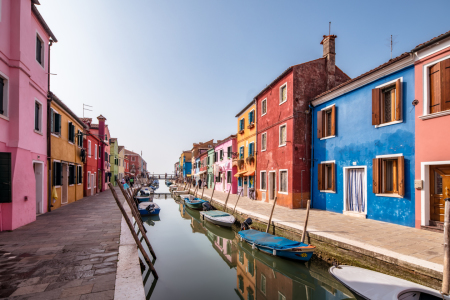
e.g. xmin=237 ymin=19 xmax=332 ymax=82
xmin=52 ymin=186 xmax=58 ymax=200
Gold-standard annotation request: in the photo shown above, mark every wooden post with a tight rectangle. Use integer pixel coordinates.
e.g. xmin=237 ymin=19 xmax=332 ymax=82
xmin=201 ymin=184 xmax=205 ymax=199
xmin=301 ymin=200 xmax=311 ymax=244
xmin=183 ymin=183 xmax=187 ymax=190
xmin=266 ymin=196 xmax=277 ymax=233
xmin=442 ymin=198 xmax=450 ymax=295
xmin=210 ymin=181 xmax=216 ymax=201
xmin=223 ymin=187 xmax=232 ymax=212
xmin=108 ymin=184 xmax=158 ymax=279
xmin=232 ymin=189 xmax=242 ymax=214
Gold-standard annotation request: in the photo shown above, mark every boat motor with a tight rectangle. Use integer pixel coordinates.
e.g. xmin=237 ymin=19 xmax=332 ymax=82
xmin=202 ymin=202 xmax=214 ymax=211
xmin=241 ymin=218 xmax=253 ymax=230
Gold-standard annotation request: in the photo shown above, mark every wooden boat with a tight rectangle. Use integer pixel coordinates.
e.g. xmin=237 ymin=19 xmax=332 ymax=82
xmin=238 ymin=229 xmax=315 ymax=262
xmin=138 ymin=202 xmax=160 ymax=216
xmin=329 ymin=265 xmax=450 ymax=300
xmin=165 ymin=180 xmax=173 ymax=186
xmin=200 ymin=210 xmax=235 ymax=227
xmin=135 ymin=195 xmax=153 ymax=203
xmin=140 ymin=188 xmax=152 ymax=195
xmin=183 ymin=197 xmax=207 ymax=210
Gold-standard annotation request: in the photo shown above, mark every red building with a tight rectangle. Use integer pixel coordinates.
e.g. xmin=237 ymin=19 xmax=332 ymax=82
xmin=124 ymin=155 xmax=130 ymax=175
xmin=82 ymin=122 xmax=102 ymax=196
xmin=255 ymin=35 xmax=350 ymax=208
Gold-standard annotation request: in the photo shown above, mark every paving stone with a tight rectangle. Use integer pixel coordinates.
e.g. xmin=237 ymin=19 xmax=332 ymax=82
xmin=9 ymin=283 xmax=50 ymax=297
xmin=17 ymin=277 xmax=40 ymax=287
xmin=79 ymin=290 xmax=114 ymax=300
xmin=46 ymin=279 xmax=83 ymax=292
xmin=59 ymin=284 xmax=93 ymax=298
xmin=94 ymin=267 xmax=116 ymax=275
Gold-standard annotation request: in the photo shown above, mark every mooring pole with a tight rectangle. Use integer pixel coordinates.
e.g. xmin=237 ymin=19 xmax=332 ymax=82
xmin=442 ymin=197 xmax=450 ymax=295
xmin=117 ymin=181 xmax=145 ymax=228
xmin=232 ymin=189 xmax=243 ymax=214
xmin=210 ymin=181 xmax=216 ymax=202
xmin=301 ymin=200 xmax=311 ymax=244
xmin=108 ymin=184 xmax=158 ymax=279
xmin=266 ymin=196 xmax=277 ymax=233
xmin=224 ymin=187 xmax=232 ymax=212
xmin=201 ymin=183 xmax=206 ymax=199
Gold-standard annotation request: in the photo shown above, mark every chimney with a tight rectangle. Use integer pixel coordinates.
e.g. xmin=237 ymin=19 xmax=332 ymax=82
xmin=321 ymin=35 xmax=337 ymax=90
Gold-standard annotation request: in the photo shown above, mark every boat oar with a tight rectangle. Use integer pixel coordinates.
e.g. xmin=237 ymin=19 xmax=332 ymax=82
xmin=301 ymin=200 xmax=311 ymax=244
xmin=266 ymin=196 xmax=277 ymax=233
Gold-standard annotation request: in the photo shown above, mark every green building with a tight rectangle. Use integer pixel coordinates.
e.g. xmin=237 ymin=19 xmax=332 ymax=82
xmin=109 ymin=138 xmax=119 ymax=186
xmin=207 ymin=148 xmax=215 ymax=188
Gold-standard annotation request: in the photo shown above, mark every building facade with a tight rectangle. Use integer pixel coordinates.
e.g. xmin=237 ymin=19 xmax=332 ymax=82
xmin=81 ymin=119 xmax=101 ymax=197
xmin=109 ymin=138 xmax=119 ymax=185
xmin=0 ymin=0 xmax=57 ymax=230
xmin=235 ymin=101 xmax=257 ymax=199
xmin=180 ymin=151 xmax=192 ymax=180
xmin=207 ymin=148 xmax=215 ymax=188
xmin=311 ymin=53 xmax=415 ymax=227
xmin=214 ymin=135 xmax=237 ymax=194
xmin=118 ymin=146 xmax=125 ymax=180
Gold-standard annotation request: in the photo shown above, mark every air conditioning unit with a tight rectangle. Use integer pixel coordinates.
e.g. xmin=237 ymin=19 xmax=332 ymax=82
xmin=262 ymin=192 xmax=266 ymax=201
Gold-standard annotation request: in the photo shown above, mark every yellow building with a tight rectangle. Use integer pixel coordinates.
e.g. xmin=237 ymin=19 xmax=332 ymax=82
xmin=234 ymin=100 xmax=256 ymax=198
xmin=48 ymin=94 xmax=86 ymax=209
xmin=118 ymin=146 xmax=125 ymax=180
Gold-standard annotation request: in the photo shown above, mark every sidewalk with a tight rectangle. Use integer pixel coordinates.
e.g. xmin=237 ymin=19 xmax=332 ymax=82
xmin=0 ymin=189 xmax=123 ymax=299
xmin=189 ymin=187 xmax=444 ymax=287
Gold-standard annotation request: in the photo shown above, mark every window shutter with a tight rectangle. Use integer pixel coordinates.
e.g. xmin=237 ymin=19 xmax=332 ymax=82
xmin=395 ymin=79 xmax=402 ymax=121
xmin=59 ymin=163 xmax=63 ymax=186
xmin=318 ymin=163 xmax=324 ymax=190
xmin=0 ymin=78 xmax=4 ymax=115
xmin=317 ymin=110 xmax=323 ymax=139
xmin=53 ymin=162 xmax=57 ymax=186
xmin=68 ymin=122 xmax=72 ymax=141
xmin=429 ymin=63 xmax=441 ymax=114
xmin=331 ymin=163 xmax=336 ymax=192
xmin=397 ymin=156 xmax=405 ymax=196
xmin=57 ymin=114 xmax=61 ymax=134
xmin=441 ymin=58 xmax=450 ymax=111
xmin=331 ymin=106 xmax=336 ymax=136
xmin=50 ymin=109 xmax=54 ymax=133
xmin=372 ymin=158 xmax=381 ymax=194
xmin=372 ymin=88 xmax=381 ymax=125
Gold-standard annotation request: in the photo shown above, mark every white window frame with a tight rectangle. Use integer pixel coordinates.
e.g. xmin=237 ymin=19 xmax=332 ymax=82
xmin=278 ymin=292 xmax=286 ymax=300
xmin=342 ymin=165 xmax=367 ymax=218
xmin=34 ymin=98 xmax=43 ymax=135
xmin=261 ymin=98 xmax=267 ymax=116
xmin=260 ymin=170 xmax=267 ymax=191
xmin=278 ymin=169 xmax=288 ymax=195
xmin=279 ymin=82 xmax=287 ymax=105
xmin=261 ymin=132 xmax=267 ymax=152
xmin=68 ymin=163 xmax=75 ymax=186
xmin=320 ymin=104 xmax=336 ymax=140
xmin=87 ymin=171 xmax=91 ymax=189
xmin=319 ymin=160 xmax=336 ymax=193
xmin=50 ymin=108 xmax=60 ymax=138
xmin=279 ymin=123 xmax=287 ymax=147
xmin=374 ymin=77 xmax=403 ymax=128
xmin=95 ymin=144 xmax=97 ymax=160
xmin=0 ymin=71 xmax=9 ymax=120
xmin=35 ymin=31 xmax=45 ymax=69
xmin=374 ymin=153 xmax=404 ymax=198
xmin=420 ymin=54 xmax=450 ymax=120
xmin=88 ymin=140 xmax=91 ymax=157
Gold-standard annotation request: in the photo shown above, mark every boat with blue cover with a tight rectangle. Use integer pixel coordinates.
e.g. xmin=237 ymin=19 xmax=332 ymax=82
xmin=238 ymin=229 xmax=315 ymax=262
xmin=165 ymin=180 xmax=173 ymax=186
xmin=183 ymin=197 xmax=207 ymax=210
xmin=138 ymin=202 xmax=161 ymax=216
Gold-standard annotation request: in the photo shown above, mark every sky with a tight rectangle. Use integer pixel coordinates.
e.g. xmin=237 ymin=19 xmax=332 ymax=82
xmin=38 ymin=0 xmax=450 ymax=174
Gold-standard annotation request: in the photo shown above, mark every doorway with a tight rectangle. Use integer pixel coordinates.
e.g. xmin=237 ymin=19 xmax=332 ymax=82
xmin=243 ymin=176 xmax=248 ymax=197
xmin=33 ymin=162 xmax=44 ymax=214
xmin=343 ymin=167 xmax=367 ymax=217
xmin=268 ymin=171 xmax=276 ymax=201
xmin=61 ymin=163 xmax=68 ymax=204
xmin=430 ymin=165 xmax=450 ymax=223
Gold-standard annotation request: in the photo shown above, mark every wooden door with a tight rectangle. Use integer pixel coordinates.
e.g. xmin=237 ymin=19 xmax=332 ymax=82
xmin=430 ymin=165 xmax=450 ymax=222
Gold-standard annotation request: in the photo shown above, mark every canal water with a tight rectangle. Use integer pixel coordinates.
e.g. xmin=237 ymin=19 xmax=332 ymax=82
xmin=139 ymin=180 xmax=357 ymax=300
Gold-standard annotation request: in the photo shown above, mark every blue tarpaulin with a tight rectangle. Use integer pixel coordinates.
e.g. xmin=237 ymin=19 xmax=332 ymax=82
xmin=238 ymin=229 xmax=306 ymax=250
xmin=203 ymin=211 xmax=230 ymax=218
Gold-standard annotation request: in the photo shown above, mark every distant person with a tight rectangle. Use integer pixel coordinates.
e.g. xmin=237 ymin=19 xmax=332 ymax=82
xmin=198 ymin=179 xmax=202 ymax=188
xmin=130 ymin=177 xmax=134 ymax=187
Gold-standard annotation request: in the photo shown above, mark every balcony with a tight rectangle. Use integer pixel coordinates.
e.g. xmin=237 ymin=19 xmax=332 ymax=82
xmin=247 ymin=123 xmax=255 ymax=129
xmin=232 ymin=158 xmax=245 ymax=168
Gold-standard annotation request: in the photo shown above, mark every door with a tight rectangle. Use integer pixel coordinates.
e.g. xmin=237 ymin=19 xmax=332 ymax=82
xmin=345 ymin=168 xmax=366 ymax=213
xmin=0 ymin=153 xmax=12 ymax=204
xmin=61 ymin=163 xmax=68 ymax=204
xmin=269 ymin=172 xmax=276 ymax=201
xmin=91 ymin=174 xmax=95 ymax=195
xmin=243 ymin=176 xmax=248 ymax=197
xmin=430 ymin=165 xmax=450 ymax=222
xmin=34 ymin=163 xmax=43 ymax=214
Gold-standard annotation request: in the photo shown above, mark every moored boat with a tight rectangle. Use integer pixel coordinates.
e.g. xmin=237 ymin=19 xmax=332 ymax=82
xmin=184 ymin=197 xmax=207 ymax=210
xmin=200 ymin=210 xmax=236 ymax=227
xmin=135 ymin=195 xmax=153 ymax=203
xmin=238 ymin=229 xmax=315 ymax=262
xmin=138 ymin=202 xmax=161 ymax=216
xmin=329 ymin=265 xmax=450 ymax=300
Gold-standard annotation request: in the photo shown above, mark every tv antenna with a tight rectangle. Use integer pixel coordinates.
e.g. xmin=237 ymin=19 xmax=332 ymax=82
xmin=83 ymin=104 xmax=93 ymax=118
xmin=386 ymin=35 xmax=398 ymax=60
xmin=329 ymin=22 xmax=331 ymax=35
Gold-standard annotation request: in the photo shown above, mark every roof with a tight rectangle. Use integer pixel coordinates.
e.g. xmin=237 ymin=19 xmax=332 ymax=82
xmin=412 ymin=30 xmax=450 ymax=52
xmin=118 ymin=146 xmax=125 ymax=152
xmin=90 ymin=124 xmax=99 ymax=129
xmin=313 ymin=53 xmax=411 ymax=101
xmin=215 ymin=134 xmax=237 ymax=147
xmin=31 ymin=4 xmax=58 ymax=42
xmin=110 ymin=138 xmax=117 ymax=143
xmin=235 ymin=100 xmax=255 ymax=118
xmin=125 ymin=149 xmax=140 ymax=156
xmin=80 ymin=118 xmax=92 ymax=124
xmin=50 ymin=92 xmax=87 ymax=129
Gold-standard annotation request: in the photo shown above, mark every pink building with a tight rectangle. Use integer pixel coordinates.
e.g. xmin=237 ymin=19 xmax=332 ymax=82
xmin=412 ymin=31 xmax=450 ymax=230
xmin=0 ymin=0 xmax=57 ymax=231
xmin=213 ymin=135 xmax=238 ymax=194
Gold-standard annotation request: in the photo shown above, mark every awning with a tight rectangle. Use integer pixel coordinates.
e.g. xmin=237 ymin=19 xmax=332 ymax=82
xmin=244 ymin=170 xmax=255 ymax=176
xmin=187 ymin=174 xmax=191 ymax=177
xmin=195 ymin=170 xmax=207 ymax=176
xmin=234 ymin=170 xmax=247 ymax=178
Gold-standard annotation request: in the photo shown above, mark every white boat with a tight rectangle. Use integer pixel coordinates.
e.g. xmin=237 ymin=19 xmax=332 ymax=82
xmin=200 ymin=210 xmax=236 ymax=227
xmin=173 ymin=190 xmax=189 ymax=195
xmin=169 ymin=185 xmax=178 ymax=191
xmin=329 ymin=265 xmax=450 ymax=300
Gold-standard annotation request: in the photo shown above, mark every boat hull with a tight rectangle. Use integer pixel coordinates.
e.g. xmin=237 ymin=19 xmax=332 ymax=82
xmin=200 ymin=211 xmax=235 ymax=227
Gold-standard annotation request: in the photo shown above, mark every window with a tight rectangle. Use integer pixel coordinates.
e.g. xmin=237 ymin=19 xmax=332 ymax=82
xmin=219 ymin=149 xmax=223 ymax=160
xmin=278 ymin=292 xmax=286 ymax=300
xmin=317 ymin=105 xmax=336 ymax=138
xmin=238 ymin=275 xmax=244 ymax=293
xmin=239 ymin=146 xmax=244 ymax=159
xmin=53 ymin=162 xmax=62 ymax=186
xmin=279 ymin=124 xmax=287 ymax=146
xmin=247 ymin=288 xmax=254 ymax=300
xmin=372 ymin=79 xmax=402 ymax=125
xmin=51 ymin=109 xmax=61 ymax=135
xmin=260 ymin=171 xmax=267 ymax=190
xmin=428 ymin=59 xmax=450 ymax=114
xmin=68 ymin=165 xmax=75 ymax=185
xmin=0 ymin=76 xmax=6 ymax=117
xmin=248 ymin=110 xmax=255 ymax=125
xmin=68 ymin=122 xmax=75 ymax=143
xmin=239 ymin=250 xmax=244 ymax=264
xmin=34 ymin=101 xmax=42 ymax=132
xmin=98 ymin=146 xmax=101 ymax=159
xmin=373 ymin=155 xmax=405 ymax=196
xmin=227 ymin=146 xmax=232 ymax=159
xmin=216 ymin=172 xmax=221 ymax=182
xmin=261 ymin=98 xmax=267 ymax=116
xmin=248 ymin=258 xmax=254 ymax=276
xmin=77 ymin=130 xmax=83 ymax=147
xmin=435 ymin=171 xmax=443 ymax=195
xmin=239 ymin=118 xmax=245 ymax=131
xmin=88 ymin=140 xmax=91 ymax=157
xmin=227 ymin=171 xmax=232 ymax=183
xmin=261 ymin=132 xmax=267 ymax=151
xmin=94 ymin=173 xmax=96 ymax=188
xmin=261 ymin=274 xmax=266 ymax=295
xmin=77 ymin=166 xmax=82 ymax=184
xmin=36 ymin=34 xmax=44 ymax=66
xmin=318 ymin=162 xmax=335 ymax=192
xmin=87 ymin=172 xmax=91 ymax=188
xmin=279 ymin=170 xmax=288 ymax=193
xmin=280 ymin=83 xmax=287 ymax=104
xmin=207 ymin=156 xmax=210 ymax=165
xmin=214 ymin=152 xmax=218 ymax=163
xmin=94 ymin=145 xmax=97 ymax=160
xmin=132 ymin=156 xmax=136 ymax=161
xmin=248 ymin=142 xmax=254 ymax=157
xmin=238 ymin=177 xmax=242 ymax=187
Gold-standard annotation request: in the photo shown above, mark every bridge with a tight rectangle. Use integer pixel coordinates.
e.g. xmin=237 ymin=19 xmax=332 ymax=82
xmin=148 ymin=174 xmax=177 ymax=180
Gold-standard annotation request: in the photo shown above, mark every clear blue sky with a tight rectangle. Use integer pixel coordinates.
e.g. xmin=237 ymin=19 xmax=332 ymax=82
xmin=39 ymin=0 xmax=449 ymax=173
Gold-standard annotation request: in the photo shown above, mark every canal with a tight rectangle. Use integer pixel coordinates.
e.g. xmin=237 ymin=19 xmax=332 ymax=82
xmin=139 ymin=181 xmax=357 ymax=300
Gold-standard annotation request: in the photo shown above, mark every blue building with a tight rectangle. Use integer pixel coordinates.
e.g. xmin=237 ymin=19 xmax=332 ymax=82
xmin=311 ymin=53 xmax=415 ymax=227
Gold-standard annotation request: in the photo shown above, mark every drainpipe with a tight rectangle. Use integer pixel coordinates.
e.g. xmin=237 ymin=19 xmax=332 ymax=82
xmin=47 ymin=40 xmax=53 ymax=212
xmin=309 ymin=103 xmax=314 ymax=208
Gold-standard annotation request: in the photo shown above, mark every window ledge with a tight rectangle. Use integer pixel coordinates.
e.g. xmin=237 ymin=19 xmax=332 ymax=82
xmin=34 ymin=130 xmax=43 ymax=136
xmin=343 ymin=211 xmax=367 ymax=218
xmin=278 ymin=191 xmax=288 ymax=195
xmin=320 ymin=135 xmax=336 ymax=140
xmin=279 ymin=144 xmax=286 ymax=148
xmin=260 ymin=189 xmax=267 ymax=192
xmin=374 ymin=120 xmax=403 ymax=128
xmin=375 ymin=193 xmax=403 ymax=198
xmin=68 ymin=141 xmax=74 ymax=145
xmin=261 ymin=149 xmax=266 ymax=152
xmin=261 ymin=112 xmax=267 ymax=117
xmin=320 ymin=190 xmax=336 ymax=193
xmin=0 ymin=114 xmax=9 ymax=121
xmin=279 ymin=100 xmax=287 ymax=106
xmin=51 ymin=133 xmax=60 ymax=138
xmin=419 ymin=110 xmax=450 ymax=120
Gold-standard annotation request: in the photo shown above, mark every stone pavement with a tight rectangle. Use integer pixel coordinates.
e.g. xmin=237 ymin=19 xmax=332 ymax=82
xmin=190 ymin=187 xmax=444 ymax=279
xmin=0 ymin=188 xmax=124 ymax=299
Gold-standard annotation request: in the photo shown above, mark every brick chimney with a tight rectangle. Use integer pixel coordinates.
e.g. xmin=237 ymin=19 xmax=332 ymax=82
xmin=97 ymin=115 xmax=106 ymax=191
xmin=321 ymin=35 xmax=337 ymax=90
